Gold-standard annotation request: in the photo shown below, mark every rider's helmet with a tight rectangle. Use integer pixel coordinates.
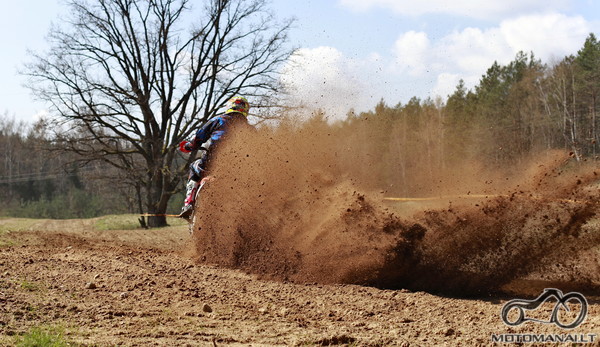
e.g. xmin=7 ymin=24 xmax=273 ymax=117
xmin=225 ymin=96 xmax=250 ymax=117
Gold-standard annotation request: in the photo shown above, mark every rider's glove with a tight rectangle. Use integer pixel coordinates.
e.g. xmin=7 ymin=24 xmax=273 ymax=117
xmin=179 ymin=141 xmax=192 ymax=153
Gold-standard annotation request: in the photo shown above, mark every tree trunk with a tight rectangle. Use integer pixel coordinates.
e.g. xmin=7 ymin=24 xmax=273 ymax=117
xmin=592 ymin=92 xmax=597 ymax=157
xmin=146 ymin=188 xmax=169 ymax=227
xmin=147 ymin=215 xmax=167 ymax=228
xmin=146 ymin=164 xmax=169 ymax=228
xmin=135 ymin=183 xmax=148 ymax=229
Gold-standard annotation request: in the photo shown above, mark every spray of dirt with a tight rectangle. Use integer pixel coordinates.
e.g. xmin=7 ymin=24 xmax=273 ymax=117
xmin=191 ymin=120 xmax=600 ymax=296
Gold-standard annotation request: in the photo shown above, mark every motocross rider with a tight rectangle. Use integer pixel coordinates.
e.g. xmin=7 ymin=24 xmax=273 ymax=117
xmin=178 ymin=96 xmax=251 ymax=220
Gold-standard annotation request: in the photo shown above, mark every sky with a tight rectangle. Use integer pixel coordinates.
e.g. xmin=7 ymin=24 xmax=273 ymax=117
xmin=1 ymin=0 xmax=600 ymax=123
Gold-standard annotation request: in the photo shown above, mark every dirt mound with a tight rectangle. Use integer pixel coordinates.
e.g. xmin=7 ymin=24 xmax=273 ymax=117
xmin=191 ymin=123 xmax=600 ymax=296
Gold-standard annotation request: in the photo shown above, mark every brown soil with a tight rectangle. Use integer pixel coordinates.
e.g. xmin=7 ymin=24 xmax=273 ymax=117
xmin=1 ymin=217 xmax=600 ymax=346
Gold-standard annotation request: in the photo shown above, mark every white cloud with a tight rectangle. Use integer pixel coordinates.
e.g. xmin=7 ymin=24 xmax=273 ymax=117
xmin=432 ymin=73 xmax=461 ymax=98
xmin=338 ymin=0 xmax=570 ymax=20
xmin=392 ymin=31 xmax=430 ymax=75
xmin=499 ymin=13 xmax=590 ymax=59
xmin=391 ymin=13 xmax=592 ymax=97
xmin=437 ymin=27 xmax=512 ymax=74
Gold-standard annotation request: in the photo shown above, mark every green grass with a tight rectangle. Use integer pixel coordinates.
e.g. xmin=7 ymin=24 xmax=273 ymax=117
xmin=0 ymin=237 xmax=16 ymax=248
xmin=163 ymin=217 xmax=188 ymax=227
xmin=94 ymin=213 xmax=187 ymax=230
xmin=0 ymin=218 xmax=39 ymax=233
xmin=94 ymin=214 xmax=146 ymax=230
xmin=1 ymin=211 xmax=189 ymax=235
xmin=15 ymin=325 xmax=74 ymax=347
xmin=20 ymin=280 xmax=41 ymax=292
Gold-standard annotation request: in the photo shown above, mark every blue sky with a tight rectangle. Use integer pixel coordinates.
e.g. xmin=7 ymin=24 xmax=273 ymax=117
xmin=1 ymin=0 xmax=600 ymax=122
xmin=0 ymin=1 xmax=62 ymax=122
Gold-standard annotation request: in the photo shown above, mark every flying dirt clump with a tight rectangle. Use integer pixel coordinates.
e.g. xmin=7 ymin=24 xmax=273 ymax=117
xmin=191 ymin=121 xmax=600 ymax=296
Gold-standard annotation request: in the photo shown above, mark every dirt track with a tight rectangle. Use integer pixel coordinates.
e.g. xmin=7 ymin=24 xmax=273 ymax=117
xmin=0 ymin=217 xmax=599 ymax=346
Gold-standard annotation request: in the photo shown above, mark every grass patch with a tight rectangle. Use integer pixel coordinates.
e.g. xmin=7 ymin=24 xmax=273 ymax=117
xmin=20 ymin=280 xmax=40 ymax=292
xmin=163 ymin=217 xmax=188 ymax=227
xmin=0 ymin=218 xmax=40 ymax=233
xmin=94 ymin=214 xmax=143 ymax=231
xmin=0 ymin=237 xmax=16 ymax=248
xmin=94 ymin=214 xmax=187 ymax=230
xmin=15 ymin=325 xmax=75 ymax=347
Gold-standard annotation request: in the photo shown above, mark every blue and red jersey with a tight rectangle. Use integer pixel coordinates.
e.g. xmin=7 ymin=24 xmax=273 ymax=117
xmin=189 ymin=113 xmax=247 ymax=150
xmin=187 ymin=112 xmax=248 ymax=180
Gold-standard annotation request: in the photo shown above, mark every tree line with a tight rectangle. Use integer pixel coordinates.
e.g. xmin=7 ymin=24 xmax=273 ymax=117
xmin=0 ymin=116 xmax=126 ymax=218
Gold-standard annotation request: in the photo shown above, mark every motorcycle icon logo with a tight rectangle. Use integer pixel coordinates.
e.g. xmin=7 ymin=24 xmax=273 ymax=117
xmin=501 ymin=288 xmax=588 ymax=329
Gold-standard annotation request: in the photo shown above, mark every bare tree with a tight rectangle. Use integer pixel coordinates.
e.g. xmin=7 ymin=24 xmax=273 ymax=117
xmin=24 ymin=0 xmax=292 ymax=227
xmin=538 ymin=57 xmax=583 ymax=160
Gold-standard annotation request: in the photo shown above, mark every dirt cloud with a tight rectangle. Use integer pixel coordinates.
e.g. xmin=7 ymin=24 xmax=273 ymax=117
xmin=191 ymin=119 xmax=600 ymax=296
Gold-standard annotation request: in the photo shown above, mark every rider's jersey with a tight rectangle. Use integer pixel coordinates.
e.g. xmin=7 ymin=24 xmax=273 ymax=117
xmin=188 ymin=112 xmax=248 ymax=178
xmin=190 ymin=112 xmax=246 ymax=150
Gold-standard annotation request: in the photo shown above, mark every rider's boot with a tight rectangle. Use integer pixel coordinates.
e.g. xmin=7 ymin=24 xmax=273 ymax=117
xmin=178 ymin=179 xmax=200 ymax=221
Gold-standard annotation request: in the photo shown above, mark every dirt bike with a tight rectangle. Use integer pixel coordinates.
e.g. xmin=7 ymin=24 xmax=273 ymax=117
xmin=187 ymin=179 xmax=208 ymax=235
xmin=501 ymin=288 xmax=587 ymax=329
xmin=180 ymin=143 xmax=211 ymax=235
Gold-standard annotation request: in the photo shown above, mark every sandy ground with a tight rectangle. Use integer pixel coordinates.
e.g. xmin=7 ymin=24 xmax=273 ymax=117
xmin=0 ymin=217 xmax=598 ymax=346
